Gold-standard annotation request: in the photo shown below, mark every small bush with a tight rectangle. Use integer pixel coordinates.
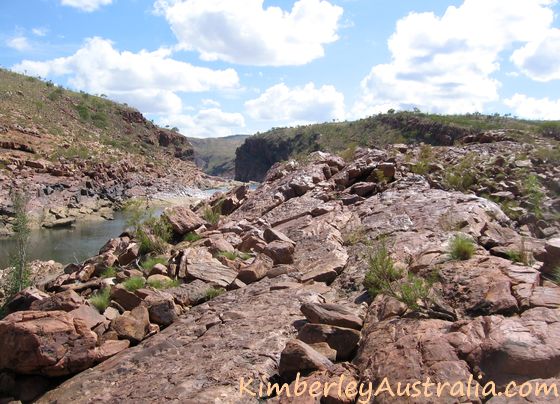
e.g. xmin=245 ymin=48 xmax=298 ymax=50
xmin=449 ymin=235 xmax=475 ymax=260
xmin=140 ymin=257 xmax=168 ymax=272
xmin=363 ymin=243 xmax=403 ymax=297
xmin=122 ymin=276 xmax=146 ymax=292
xmin=183 ymin=232 xmax=202 ymax=243
xmin=363 ymin=243 xmax=432 ymax=311
xmin=205 ymin=287 xmax=225 ymax=301
xmin=217 ymin=251 xmax=252 ymax=261
xmin=522 ymin=174 xmax=544 ymax=219
xmin=101 ymin=266 xmax=117 ymax=278
xmin=443 ymin=153 xmax=478 ymax=191
xmin=147 ymin=278 xmax=180 ymax=290
xmin=203 ymin=206 xmax=221 ymax=226
xmin=89 ymin=288 xmax=111 ymax=312
xmin=505 ymin=240 xmax=533 ymax=266
xmin=75 ymin=103 xmax=90 ymax=120
xmin=343 ymin=227 xmax=368 ymax=246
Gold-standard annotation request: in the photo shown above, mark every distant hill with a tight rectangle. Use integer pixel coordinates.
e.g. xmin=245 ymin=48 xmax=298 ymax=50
xmin=0 ymin=68 xmax=203 ymax=234
xmin=188 ymin=134 xmax=249 ymax=178
xmin=235 ymin=111 xmax=560 ymax=181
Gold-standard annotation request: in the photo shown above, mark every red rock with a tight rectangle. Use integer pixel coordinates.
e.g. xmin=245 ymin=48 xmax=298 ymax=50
xmin=301 ymin=303 xmax=363 ymax=330
xmin=163 ymin=206 xmax=204 ymax=236
xmin=279 ymin=339 xmax=333 ymax=380
xmin=0 ymin=311 xmax=99 ymax=376
xmin=236 ymin=254 xmax=273 ymax=284
xmin=111 ymin=305 xmax=150 ymax=343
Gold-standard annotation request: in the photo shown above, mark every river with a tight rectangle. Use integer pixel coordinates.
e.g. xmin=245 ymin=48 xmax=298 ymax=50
xmin=0 ymin=186 xmax=254 ymax=269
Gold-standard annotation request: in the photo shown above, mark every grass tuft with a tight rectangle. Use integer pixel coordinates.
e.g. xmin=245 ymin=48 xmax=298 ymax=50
xmin=89 ymin=288 xmax=111 ymax=313
xmin=449 ymin=234 xmax=476 ymax=261
xmin=122 ymin=276 xmax=146 ymax=292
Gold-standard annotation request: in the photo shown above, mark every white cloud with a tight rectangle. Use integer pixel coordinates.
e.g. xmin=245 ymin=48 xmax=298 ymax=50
xmin=159 ymin=108 xmax=246 ymax=138
xmin=154 ymin=0 xmax=343 ymax=66
xmin=505 ymin=93 xmax=560 ymax=120
xmin=511 ymin=28 xmax=560 ymax=82
xmin=354 ymin=0 xmax=556 ymax=116
xmin=60 ymin=0 xmax=112 ymax=12
xmin=12 ymin=37 xmax=239 ymax=115
xmin=32 ymin=27 xmax=48 ymax=37
xmin=6 ymin=36 xmax=31 ymax=52
xmin=245 ymin=82 xmax=345 ymax=123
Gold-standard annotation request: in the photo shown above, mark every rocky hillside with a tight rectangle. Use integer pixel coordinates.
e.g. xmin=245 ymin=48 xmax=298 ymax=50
xmin=0 ymin=133 xmax=559 ymax=402
xmin=188 ymin=134 xmax=249 ymax=178
xmin=0 ymin=69 xmax=211 ymax=235
xmin=235 ymin=111 xmax=560 ymax=181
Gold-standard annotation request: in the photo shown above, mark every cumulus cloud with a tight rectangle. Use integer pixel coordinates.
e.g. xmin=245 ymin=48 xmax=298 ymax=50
xmin=354 ymin=0 xmax=556 ymax=116
xmin=60 ymin=0 xmax=112 ymax=12
xmin=245 ymin=82 xmax=345 ymax=123
xmin=6 ymin=36 xmax=31 ymax=52
xmin=154 ymin=0 xmax=343 ymax=66
xmin=32 ymin=28 xmax=48 ymax=37
xmin=159 ymin=108 xmax=246 ymax=138
xmin=511 ymin=29 xmax=560 ymax=82
xmin=505 ymin=93 xmax=560 ymax=120
xmin=12 ymin=37 xmax=239 ymax=115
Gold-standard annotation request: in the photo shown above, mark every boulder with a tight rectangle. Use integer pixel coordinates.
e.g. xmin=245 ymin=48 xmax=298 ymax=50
xmin=148 ymin=263 xmax=169 ymax=276
xmin=163 ymin=206 xmax=204 ymax=236
xmin=69 ymin=305 xmax=106 ymax=330
xmin=4 ymin=287 xmax=50 ymax=314
xmin=110 ymin=285 xmax=143 ymax=311
xmin=297 ymin=323 xmax=360 ymax=361
xmin=118 ymin=243 xmax=140 ymax=266
xmin=237 ymin=254 xmax=274 ymax=284
xmin=135 ymin=289 xmax=178 ymax=326
xmin=30 ymin=290 xmax=84 ymax=312
xmin=0 ymin=310 xmax=117 ymax=377
xmin=111 ymin=305 xmax=150 ymax=343
xmin=166 ymin=280 xmax=210 ymax=307
xmin=264 ymin=240 xmax=295 ymax=265
xmin=186 ymin=262 xmax=238 ymax=288
xmin=278 ymin=339 xmax=333 ymax=380
xmin=300 ymin=303 xmax=363 ymax=330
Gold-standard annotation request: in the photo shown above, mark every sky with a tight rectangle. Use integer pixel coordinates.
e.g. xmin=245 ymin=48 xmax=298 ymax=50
xmin=1 ymin=0 xmax=560 ymax=138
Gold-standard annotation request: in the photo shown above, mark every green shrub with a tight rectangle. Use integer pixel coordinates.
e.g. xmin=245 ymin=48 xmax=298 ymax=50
xmin=75 ymin=103 xmax=90 ymax=120
xmin=203 ymin=206 xmax=221 ymax=226
xmin=449 ymin=235 xmax=475 ymax=260
xmin=101 ymin=266 xmax=117 ymax=278
xmin=363 ymin=243 xmax=403 ymax=297
xmin=522 ymin=174 xmax=544 ymax=218
xmin=89 ymin=288 xmax=111 ymax=312
xmin=140 ymin=257 xmax=168 ymax=272
xmin=205 ymin=287 xmax=225 ymax=301
xmin=505 ymin=240 xmax=533 ymax=266
xmin=147 ymin=278 xmax=180 ymax=290
xmin=342 ymin=227 xmax=368 ymax=246
xmin=363 ymin=243 xmax=432 ymax=311
xmin=2 ymin=192 xmax=31 ymax=300
xmin=122 ymin=276 xmax=146 ymax=292
xmin=443 ymin=153 xmax=478 ymax=191
xmin=183 ymin=232 xmax=202 ymax=243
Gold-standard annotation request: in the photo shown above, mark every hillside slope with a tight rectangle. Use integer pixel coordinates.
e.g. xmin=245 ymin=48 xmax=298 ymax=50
xmin=0 ymin=69 xmax=206 ymax=235
xmin=187 ymin=134 xmax=249 ymax=178
xmin=235 ymin=112 xmax=560 ymax=181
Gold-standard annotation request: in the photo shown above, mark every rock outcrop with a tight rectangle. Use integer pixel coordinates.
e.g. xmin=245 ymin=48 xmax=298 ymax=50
xmin=1 ymin=138 xmax=559 ymax=403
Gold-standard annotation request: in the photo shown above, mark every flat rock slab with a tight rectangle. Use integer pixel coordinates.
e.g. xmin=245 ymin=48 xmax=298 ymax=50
xmin=301 ymin=302 xmax=363 ymax=330
xmin=38 ymin=278 xmax=323 ymax=403
xmin=186 ymin=262 xmax=237 ymax=288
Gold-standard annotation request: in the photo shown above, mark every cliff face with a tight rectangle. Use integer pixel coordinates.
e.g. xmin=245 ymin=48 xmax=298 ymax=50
xmin=235 ymin=132 xmax=320 ymax=182
xmin=2 ymin=132 xmax=559 ymax=402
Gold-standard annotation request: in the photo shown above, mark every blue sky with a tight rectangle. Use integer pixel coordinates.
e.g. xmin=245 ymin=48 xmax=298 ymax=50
xmin=1 ymin=0 xmax=560 ymax=138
